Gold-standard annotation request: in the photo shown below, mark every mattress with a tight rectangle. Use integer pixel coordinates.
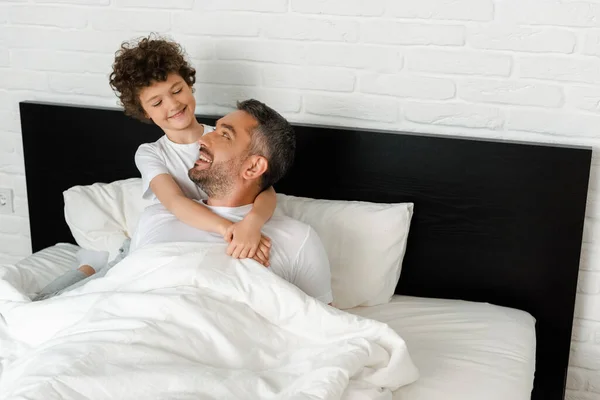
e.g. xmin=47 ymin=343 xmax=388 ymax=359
xmin=348 ymin=295 xmax=536 ymax=400
xmin=4 ymin=245 xmax=536 ymax=399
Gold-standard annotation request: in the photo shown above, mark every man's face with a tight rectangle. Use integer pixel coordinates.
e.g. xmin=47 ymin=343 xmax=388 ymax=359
xmin=188 ymin=110 xmax=258 ymax=198
xmin=138 ymin=73 xmax=196 ymax=131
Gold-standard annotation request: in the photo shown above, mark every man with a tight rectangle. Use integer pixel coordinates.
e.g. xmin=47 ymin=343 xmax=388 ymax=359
xmin=130 ymin=99 xmax=333 ymax=304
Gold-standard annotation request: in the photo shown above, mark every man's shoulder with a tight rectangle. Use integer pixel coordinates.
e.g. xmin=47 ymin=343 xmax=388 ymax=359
xmin=264 ymin=213 xmax=320 ymax=254
xmin=268 ymin=213 xmax=311 ymax=235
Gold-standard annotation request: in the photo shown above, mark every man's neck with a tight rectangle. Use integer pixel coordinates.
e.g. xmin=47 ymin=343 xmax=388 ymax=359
xmin=205 ymin=190 xmax=258 ymax=208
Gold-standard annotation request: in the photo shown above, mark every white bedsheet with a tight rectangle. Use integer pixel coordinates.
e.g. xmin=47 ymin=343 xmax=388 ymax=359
xmin=0 ymin=242 xmax=418 ymax=400
xmin=349 ymin=296 xmax=536 ymax=400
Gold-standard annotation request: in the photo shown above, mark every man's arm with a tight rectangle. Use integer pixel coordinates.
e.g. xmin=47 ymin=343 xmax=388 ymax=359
xmin=292 ymin=226 xmax=334 ymax=305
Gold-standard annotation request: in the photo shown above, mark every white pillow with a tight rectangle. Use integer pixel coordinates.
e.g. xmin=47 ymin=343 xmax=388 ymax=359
xmin=63 ymin=178 xmax=152 ymax=260
xmin=64 ymin=178 xmax=413 ymax=309
xmin=276 ymin=194 xmax=413 ymax=309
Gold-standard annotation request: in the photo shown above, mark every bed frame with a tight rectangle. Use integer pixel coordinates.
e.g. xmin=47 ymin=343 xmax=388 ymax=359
xmin=19 ymin=101 xmax=591 ymax=400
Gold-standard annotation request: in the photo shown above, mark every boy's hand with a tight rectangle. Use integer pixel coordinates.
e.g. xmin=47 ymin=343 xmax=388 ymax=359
xmin=224 ymin=217 xmax=271 ymax=267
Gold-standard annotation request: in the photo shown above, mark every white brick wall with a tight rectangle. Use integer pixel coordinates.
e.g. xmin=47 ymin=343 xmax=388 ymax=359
xmin=1 ymin=0 xmax=600 ymax=396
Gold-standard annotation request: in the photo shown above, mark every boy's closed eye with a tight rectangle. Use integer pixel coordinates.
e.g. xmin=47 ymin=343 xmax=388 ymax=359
xmin=151 ymin=89 xmax=183 ymax=107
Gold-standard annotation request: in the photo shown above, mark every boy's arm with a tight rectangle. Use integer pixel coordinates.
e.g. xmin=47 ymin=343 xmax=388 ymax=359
xmin=248 ymin=186 xmax=277 ymax=225
xmin=150 ymin=173 xmax=232 ymax=236
xmin=224 ymin=186 xmax=277 ymax=262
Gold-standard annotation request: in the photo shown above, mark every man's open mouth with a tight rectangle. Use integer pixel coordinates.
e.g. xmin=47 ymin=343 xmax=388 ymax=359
xmin=195 ymin=148 xmax=213 ymax=170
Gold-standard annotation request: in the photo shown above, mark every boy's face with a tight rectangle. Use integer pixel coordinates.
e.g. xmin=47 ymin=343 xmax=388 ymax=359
xmin=138 ymin=73 xmax=196 ymax=131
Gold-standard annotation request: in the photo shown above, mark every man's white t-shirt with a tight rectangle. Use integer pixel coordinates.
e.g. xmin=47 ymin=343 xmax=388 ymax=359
xmin=134 ymin=125 xmax=214 ymax=203
xmin=130 ymin=202 xmax=333 ymax=304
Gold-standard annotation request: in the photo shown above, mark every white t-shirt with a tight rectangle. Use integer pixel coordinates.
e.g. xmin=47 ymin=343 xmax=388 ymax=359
xmin=130 ymin=202 xmax=333 ymax=304
xmin=135 ymin=125 xmax=214 ymax=203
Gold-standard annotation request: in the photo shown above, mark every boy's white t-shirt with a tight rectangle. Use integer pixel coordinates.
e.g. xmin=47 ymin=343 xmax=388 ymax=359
xmin=130 ymin=202 xmax=334 ymax=304
xmin=135 ymin=124 xmax=215 ymax=203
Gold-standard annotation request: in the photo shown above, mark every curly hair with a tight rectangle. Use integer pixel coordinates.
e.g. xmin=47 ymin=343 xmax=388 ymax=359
xmin=109 ymin=34 xmax=196 ymax=122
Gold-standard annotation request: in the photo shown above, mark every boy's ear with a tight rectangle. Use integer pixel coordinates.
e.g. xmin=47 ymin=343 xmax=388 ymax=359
xmin=242 ymin=155 xmax=268 ymax=182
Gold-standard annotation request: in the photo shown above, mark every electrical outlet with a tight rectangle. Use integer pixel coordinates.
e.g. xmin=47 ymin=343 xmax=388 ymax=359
xmin=0 ymin=188 xmax=14 ymax=214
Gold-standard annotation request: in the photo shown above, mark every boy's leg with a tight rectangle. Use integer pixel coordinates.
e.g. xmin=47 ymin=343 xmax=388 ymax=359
xmin=32 ymin=249 xmax=108 ymax=302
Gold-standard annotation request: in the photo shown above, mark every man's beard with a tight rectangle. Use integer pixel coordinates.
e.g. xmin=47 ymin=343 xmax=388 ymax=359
xmin=188 ymin=157 xmax=243 ymax=199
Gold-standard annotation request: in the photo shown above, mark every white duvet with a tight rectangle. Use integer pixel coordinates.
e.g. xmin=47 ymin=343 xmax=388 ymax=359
xmin=0 ymin=243 xmax=418 ymax=400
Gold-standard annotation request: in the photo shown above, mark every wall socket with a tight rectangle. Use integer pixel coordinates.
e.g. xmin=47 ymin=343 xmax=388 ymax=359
xmin=0 ymin=188 xmax=14 ymax=214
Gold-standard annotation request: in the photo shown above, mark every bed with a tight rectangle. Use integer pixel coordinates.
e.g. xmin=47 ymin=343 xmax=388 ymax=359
xmin=8 ymin=101 xmax=592 ymax=400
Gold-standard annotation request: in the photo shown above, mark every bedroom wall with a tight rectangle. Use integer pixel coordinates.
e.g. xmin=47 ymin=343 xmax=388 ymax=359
xmin=1 ymin=0 xmax=599 ymax=397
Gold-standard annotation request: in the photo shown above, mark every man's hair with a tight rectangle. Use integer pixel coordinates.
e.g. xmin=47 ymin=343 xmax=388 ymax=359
xmin=238 ymin=99 xmax=296 ymax=191
xmin=109 ymin=34 xmax=196 ymax=123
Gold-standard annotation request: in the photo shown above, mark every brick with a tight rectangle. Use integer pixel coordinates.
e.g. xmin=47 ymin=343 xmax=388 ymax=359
xmin=216 ymin=40 xmax=306 ymax=65
xmin=89 ymin=9 xmax=169 ymax=32
xmin=578 ymin=271 xmax=600 ymax=295
xmin=458 ymin=79 xmax=563 ymax=108
xmin=0 ymin=215 xmax=29 ymax=236
xmin=173 ymin=12 xmax=260 ymax=37
xmin=388 ymin=0 xmax=494 ymax=22
xmin=408 ymin=49 xmax=512 ymax=77
xmin=583 ymin=217 xmax=600 ymax=245
xmin=361 ymin=74 xmax=455 ymax=100
xmin=263 ymin=16 xmax=359 ymax=43
xmin=173 ymin=37 xmax=215 ymax=61
xmin=575 ymin=293 xmax=600 ymax=322
xmin=0 ymin=47 xmax=8 ymax=67
xmin=48 ymin=73 xmax=114 ymax=97
xmin=362 ymin=21 xmax=464 ymax=46
xmin=304 ymin=94 xmax=398 ymax=123
xmin=196 ymin=84 xmax=302 ymax=113
xmin=589 ymin=373 xmax=600 ymax=394
xmin=498 ymin=0 xmax=600 ymax=28
xmin=567 ymin=367 xmax=587 ymax=390
xmin=291 ymin=0 xmax=385 ymax=16
xmin=116 ymin=0 xmax=193 ymax=8
xmin=566 ymin=391 xmax=600 ymax=400
xmin=11 ymin=49 xmax=112 ymax=73
xmin=508 ymin=109 xmax=600 ymax=137
xmin=0 ymin=90 xmax=11 ymax=111
xmin=570 ymin=343 xmax=600 ymax=369
xmin=572 ymin=319 xmax=594 ymax=342
xmin=0 ymin=110 xmax=21 ymax=133
xmin=4 ymin=26 xmax=129 ymax=54
xmin=519 ymin=56 xmax=600 ymax=84
xmin=0 ymin=233 xmax=31 ymax=257
xmin=584 ymin=31 xmax=600 ymax=57
xmin=569 ymin=86 xmax=600 ymax=114
xmin=195 ymin=62 xmax=261 ymax=86
xmin=18 ymin=89 xmax=118 ymax=110
xmin=9 ymin=5 xmax=87 ymax=28
xmin=469 ymin=25 xmax=576 ymax=54
xmin=307 ymin=44 xmax=403 ymax=72
xmin=580 ymin=244 xmax=600 ymax=272
xmin=194 ymin=0 xmax=287 ymax=13
xmin=263 ymin=66 xmax=355 ymax=92
xmin=0 ymin=70 xmax=46 ymax=91
xmin=0 ymin=151 xmax=24 ymax=175
xmin=404 ymin=102 xmax=504 ymax=129
xmin=0 ymin=5 xmax=8 ymax=24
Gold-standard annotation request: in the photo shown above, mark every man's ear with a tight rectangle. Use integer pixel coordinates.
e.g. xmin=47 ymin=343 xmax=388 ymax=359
xmin=242 ymin=155 xmax=268 ymax=181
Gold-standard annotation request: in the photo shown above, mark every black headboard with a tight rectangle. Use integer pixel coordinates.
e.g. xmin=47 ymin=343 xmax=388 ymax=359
xmin=19 ymin=101 xmax=591 ymax=400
